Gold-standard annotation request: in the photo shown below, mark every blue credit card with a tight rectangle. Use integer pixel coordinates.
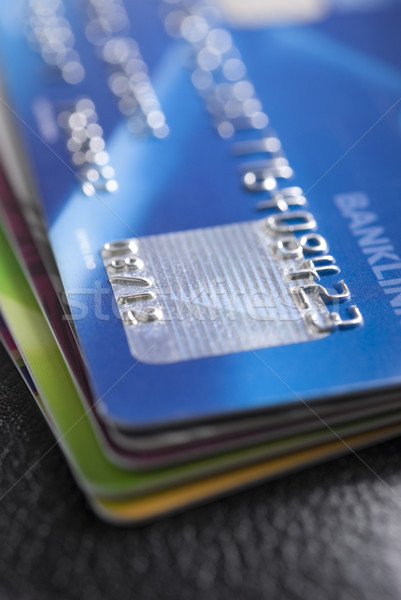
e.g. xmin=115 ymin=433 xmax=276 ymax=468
xmin=1 ymin=0 xmax=401 ymax=431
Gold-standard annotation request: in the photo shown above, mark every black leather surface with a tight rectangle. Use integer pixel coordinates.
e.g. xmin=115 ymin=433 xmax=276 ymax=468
xmin=2 ymin=344 xmax=401 ymax=600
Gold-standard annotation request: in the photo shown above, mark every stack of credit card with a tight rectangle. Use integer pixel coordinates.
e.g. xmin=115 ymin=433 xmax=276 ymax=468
xmin=0 ymin=0 xmax=400 ymax=523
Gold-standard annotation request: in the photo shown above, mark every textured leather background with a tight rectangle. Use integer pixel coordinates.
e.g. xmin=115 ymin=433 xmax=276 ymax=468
xmin=1 ymin=345 xmax=401 ymax=600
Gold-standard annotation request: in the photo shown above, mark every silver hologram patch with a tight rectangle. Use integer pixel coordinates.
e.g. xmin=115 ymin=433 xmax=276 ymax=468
xmin=101 ymin=220 xmax=331 ymax=364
